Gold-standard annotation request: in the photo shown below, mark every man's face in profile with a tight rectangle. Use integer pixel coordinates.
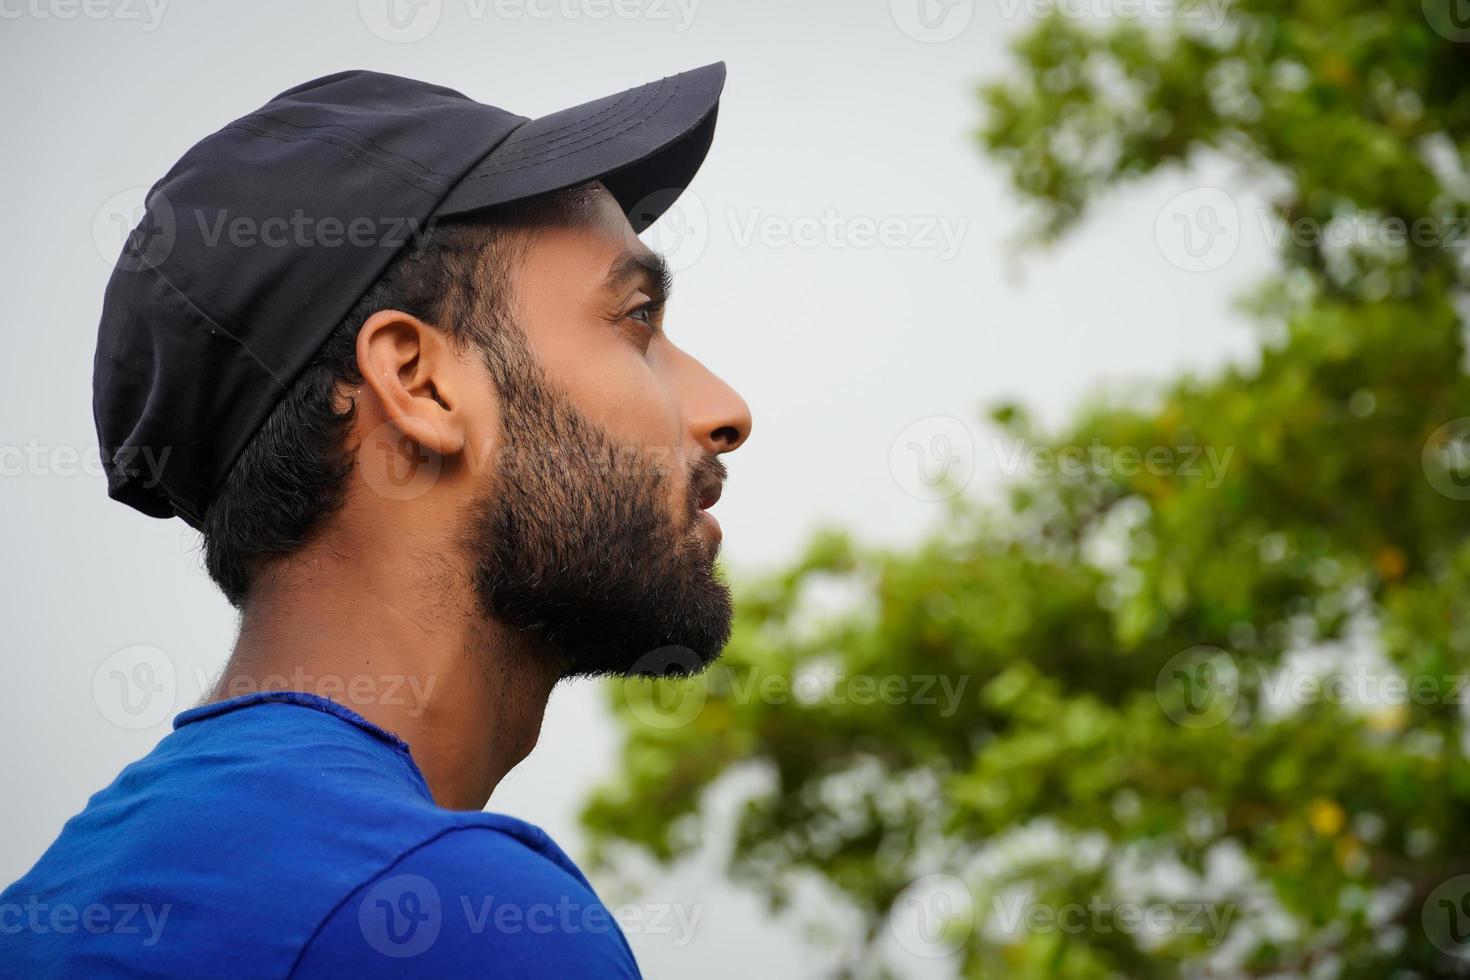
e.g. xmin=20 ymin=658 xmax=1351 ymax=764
xmin=447 ymin=184 xmax=750 ymax=679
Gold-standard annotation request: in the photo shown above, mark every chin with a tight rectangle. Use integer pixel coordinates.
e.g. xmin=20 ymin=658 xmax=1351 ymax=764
xmin=561 ymin=584 xmax=734 ymax=681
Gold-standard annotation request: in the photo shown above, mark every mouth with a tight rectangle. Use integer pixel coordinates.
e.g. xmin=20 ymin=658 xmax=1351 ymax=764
xmin=690 ymin=464 xmax=726 ymax=543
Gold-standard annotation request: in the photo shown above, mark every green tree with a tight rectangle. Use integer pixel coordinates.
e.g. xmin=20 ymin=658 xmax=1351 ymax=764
xmin=584 ymin=2 xmax=1470 ymax=976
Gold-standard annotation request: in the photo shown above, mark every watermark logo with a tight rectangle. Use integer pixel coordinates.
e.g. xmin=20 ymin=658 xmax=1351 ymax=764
xmin=92 ymin=644 xmax=177 ymax=730
xmin=620 ymin=647 xmax=710 ymax=730
xmin=889 ymin=415 xmax=975 ymax=501
xmin=1155 ymin=187 xmax=1239 ymax=272
xmin=889 ymin=874 xmax=974 ymax=958
xmin=358 ymin=0 xmax=442 ymax=41
xmin=633 ymin=188 xmax=709 ymax=274
xmin=357 ymin=419 xmax=447 ymax=502
xmin=1424 ymin=875 xmax=1470 ymax=959
xmin=94 ymin=187 xmax=175 ymax=272
xmin=890 ymin=0 xmax=973 ymax=42
xmin=1423 ymin=418 xmax=1470 ymax=500
xmin=1156 ymin=645 xmax=1239 ymax=728
xmin=1424 ymin=0 xmax=1470 ymax=41
xmin=359 ymin=874 xmax=443 ymax=957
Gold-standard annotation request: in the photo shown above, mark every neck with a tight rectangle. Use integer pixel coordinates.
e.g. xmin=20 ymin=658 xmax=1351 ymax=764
xmin=208 ymin=532 xmax=563 ymax=811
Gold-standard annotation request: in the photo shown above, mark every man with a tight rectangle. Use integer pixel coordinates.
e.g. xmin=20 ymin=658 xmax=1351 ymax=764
xmin=0 ymin=64 xmax=749 ymax=977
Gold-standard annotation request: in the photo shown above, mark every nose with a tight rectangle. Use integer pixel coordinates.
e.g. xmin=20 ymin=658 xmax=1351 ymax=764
xmin=675 ymin=349 xmax=752 ymax=456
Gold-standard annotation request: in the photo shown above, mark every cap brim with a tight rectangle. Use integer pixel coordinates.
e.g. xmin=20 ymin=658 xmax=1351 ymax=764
xmin=435 ymin=62 xmax=724 ymax=233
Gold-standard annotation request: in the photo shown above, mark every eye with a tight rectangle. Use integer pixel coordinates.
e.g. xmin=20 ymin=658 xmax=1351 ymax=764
xmin=621 ymin=296 xmax=664 ymax=331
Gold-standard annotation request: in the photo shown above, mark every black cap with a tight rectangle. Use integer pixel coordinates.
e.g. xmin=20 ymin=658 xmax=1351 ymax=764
xmin=93 ymin=63 xmax=725 ymax=529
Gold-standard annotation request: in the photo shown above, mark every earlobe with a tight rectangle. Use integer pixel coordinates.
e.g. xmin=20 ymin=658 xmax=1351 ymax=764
xmin=356 ymin=310 xmax=467 ymax=458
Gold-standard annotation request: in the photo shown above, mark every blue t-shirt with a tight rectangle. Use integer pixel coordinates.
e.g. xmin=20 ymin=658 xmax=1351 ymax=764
xmin=0 ymin=692 xmax=641 ymax=978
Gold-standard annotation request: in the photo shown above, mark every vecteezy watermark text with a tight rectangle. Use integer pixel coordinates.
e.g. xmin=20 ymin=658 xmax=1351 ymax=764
xmin=0 ymin=440 xmax=168 ymax=484
xmin=1157 ymin=645 xmax=1470 ymax=729
xmin=202 ymin=667 xmax=439 ymax=718
xmin=192 ymin=210 xmax=434 ymax=251
xmin=357 ymin=874 xmax=703 ymax=958
xmin=0 ymin=897 xmax=171 ymax=946
xmin=622 ymin=658 xmax=972 ymax=730
xmin=989 ymin=894 xmax=1234 ymax=945
xmin=0 ymin=0 xmax=167 ymax=29
xmin=992 ymin=437 xmax=1235 ymax=489
xmin=357 ymin=0 xmax=700 ymax=43
xmin=725 ymin=209 xmax=969 ymax=261
xmin=993 ymin=0 xmax=1229 ymax=30
xmin=887 ymin=873 xmax=1235 ymax=960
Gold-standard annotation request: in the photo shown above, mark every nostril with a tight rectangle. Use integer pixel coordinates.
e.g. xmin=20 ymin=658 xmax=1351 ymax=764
xmin=710 ymin=424 xmax=742 ymax=449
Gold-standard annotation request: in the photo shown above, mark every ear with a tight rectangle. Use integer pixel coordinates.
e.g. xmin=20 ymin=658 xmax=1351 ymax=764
xmin=355 ymin=310 xmax=468 ymax=458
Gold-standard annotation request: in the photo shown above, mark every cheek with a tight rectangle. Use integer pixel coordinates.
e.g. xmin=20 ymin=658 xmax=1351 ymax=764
xmin=598 ymin=375 xmax=678 ymax=453
xmin=542 ymin=328 xmax=684 ymax=451
xmin=565 ymin=343 xmax=691 ymax=513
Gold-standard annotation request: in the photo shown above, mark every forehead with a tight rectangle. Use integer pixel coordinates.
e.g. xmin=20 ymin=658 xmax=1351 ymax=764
xmin=516 ymin=184 xmax=649 ymax=283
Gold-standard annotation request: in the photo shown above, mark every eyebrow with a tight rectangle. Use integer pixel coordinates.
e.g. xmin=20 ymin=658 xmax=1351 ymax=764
xmin=603 ymin=248 xmax=673 ymax=302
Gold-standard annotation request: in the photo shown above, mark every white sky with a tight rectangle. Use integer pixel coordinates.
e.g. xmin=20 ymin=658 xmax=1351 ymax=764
xmin=0 ymin=0 xmax=1277 ymax=974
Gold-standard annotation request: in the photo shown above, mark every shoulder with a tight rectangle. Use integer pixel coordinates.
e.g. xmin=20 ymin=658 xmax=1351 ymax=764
xmin=291 ymin=819 xmax=642 ymax=979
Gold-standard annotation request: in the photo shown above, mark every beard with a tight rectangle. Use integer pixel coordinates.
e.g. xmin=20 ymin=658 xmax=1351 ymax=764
xmin=458 ymin=331 xmax=733 ymax=680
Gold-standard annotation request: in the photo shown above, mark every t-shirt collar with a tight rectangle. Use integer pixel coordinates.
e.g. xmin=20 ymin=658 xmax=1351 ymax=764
xmin=174 ymin=690 xmax=417 ymax=759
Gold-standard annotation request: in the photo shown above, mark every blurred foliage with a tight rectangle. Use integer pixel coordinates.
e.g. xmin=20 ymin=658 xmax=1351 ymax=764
xmin=584 ymin=1 xmax=1470 ymax=976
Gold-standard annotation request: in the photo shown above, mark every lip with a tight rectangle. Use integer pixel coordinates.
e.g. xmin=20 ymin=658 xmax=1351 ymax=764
xmin=696 ymin=481 xmax=723 ymax=511
xmin=697 ymin=507 xmax=722 ymax=543
xmin=690 ymin=464 xmax=725 ymax=545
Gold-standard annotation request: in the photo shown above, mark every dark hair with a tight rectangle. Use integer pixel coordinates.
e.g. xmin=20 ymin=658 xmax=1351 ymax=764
xmin=200 ymin=185 xmax=596 ymax=607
